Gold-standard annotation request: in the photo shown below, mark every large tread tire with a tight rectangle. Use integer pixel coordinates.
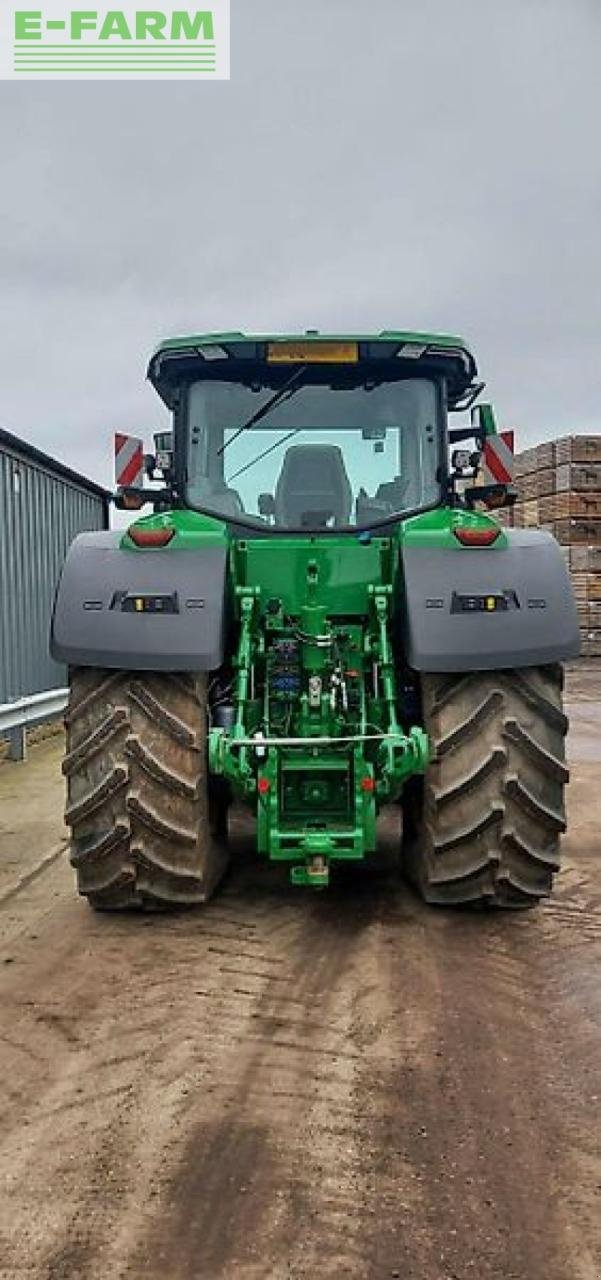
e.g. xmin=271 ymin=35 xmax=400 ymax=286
xmin=403 ymin=665 xmax=568 ymax=908
xmin=63 ymin=669 xmax=228 ymax=910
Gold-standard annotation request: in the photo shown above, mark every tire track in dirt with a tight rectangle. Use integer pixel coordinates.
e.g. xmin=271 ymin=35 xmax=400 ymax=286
xmin=0 ymin=748 xmax=600 ymax=1278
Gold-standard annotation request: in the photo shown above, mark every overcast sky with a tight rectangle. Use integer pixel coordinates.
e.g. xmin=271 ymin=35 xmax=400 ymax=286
xmin=0 ymin=0 xmax=600 ymax=490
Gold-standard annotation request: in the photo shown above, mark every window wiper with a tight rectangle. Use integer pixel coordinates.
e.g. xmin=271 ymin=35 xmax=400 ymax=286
xmin=227 ymin=429 xmax=300 ymax=483
xmin=217 ymin=366 xmax=306 ymax=457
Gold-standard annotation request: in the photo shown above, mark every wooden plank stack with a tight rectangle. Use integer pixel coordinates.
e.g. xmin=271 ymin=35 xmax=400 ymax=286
xmin=511 ymin=436 xmax=601 ymax=656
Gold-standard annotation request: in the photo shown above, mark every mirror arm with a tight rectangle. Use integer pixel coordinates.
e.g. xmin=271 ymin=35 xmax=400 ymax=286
xmin=452 ymin=381 xmax=486 ymax=412
xmin=448 ymin=425 xmax=486 ymax=445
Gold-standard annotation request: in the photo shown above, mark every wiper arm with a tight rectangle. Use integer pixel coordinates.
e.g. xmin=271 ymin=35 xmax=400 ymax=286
xmin=227 ymin=429 xmax=300 ymax=483
xmin=217 ymin=366 xmax=306 ymax=457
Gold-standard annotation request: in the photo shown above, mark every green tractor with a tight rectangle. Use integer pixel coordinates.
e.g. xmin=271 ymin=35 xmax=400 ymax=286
xmin=51 ymin=331 xmax=579 ymax=910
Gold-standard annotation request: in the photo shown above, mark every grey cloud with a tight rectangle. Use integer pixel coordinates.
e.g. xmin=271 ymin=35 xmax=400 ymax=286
xmin=0 ymin=0 xmax=599 ymax=491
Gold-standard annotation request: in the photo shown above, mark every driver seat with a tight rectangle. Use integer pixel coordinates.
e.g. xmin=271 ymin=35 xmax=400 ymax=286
xmin=274 ymin=445 xmax=352 ymax=527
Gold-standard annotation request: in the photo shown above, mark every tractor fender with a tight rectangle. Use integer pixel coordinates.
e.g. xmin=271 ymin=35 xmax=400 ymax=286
xmin=50 ymin=531 xmax=227 ymax=671
xmin=400 ymin=528 xmax=580 ymax=671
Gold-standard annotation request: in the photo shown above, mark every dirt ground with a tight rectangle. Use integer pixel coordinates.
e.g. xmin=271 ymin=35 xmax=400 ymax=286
xmin=0 ymin=665 xmax=599 ymax=1279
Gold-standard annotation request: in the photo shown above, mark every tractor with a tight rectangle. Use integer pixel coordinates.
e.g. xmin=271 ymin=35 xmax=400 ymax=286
xmin=51 ymin=331 xmax=579 ymax=909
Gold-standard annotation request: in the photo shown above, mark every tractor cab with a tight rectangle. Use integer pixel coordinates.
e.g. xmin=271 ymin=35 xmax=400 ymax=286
xmin=147 ymin=331 xmax=480 ymax=532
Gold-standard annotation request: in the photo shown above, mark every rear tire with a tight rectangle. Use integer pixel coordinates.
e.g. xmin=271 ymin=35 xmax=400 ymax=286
xmin=402 ymin=665 xmax=568 ymax=907
xmin=63 ymin=669 xmax=228 ymax=910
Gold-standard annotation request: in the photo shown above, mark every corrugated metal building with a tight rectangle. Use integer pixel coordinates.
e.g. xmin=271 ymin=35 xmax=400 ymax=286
xmin=0 ymin=428 xmax=109 ymax=702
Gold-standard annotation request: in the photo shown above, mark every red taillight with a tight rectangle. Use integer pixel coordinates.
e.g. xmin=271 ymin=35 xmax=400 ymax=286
xmin=453 ymin=526 xmax=500 ymax=547
xmin=361 ymin=776 xmax=375 ymax=793
xmin=128 ymin=526 xmax=175 ymax=548
xmin=257 ymin=777 xmax=270 ymax=795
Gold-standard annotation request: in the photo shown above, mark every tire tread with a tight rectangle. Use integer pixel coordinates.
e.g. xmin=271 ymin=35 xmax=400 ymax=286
xmin=64 ymin=668 xmax=227 ymax=910
xmin=403 ymin=664 xmax=568 ymax=907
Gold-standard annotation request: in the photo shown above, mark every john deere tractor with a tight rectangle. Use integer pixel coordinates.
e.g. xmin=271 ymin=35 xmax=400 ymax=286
xmin=51 ymin=332 xmax=579 ymax=910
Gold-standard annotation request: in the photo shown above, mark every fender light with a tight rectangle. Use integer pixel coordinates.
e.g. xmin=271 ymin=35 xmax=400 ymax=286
xmin=127 ymin=526 xmax=175 ymax=548
xmin=453 ymin=527 xmax=500 ymax=547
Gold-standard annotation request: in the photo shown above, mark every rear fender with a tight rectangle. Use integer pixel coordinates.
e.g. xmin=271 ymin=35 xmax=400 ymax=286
xmin=50 ymin=531 xmax=227 ymax=671
xmin=400 ymin=529 xmax=580 ymax=671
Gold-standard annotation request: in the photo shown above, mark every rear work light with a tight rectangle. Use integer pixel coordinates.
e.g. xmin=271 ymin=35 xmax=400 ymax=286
xmin=127 ymin=526 xmax=175 ymax=548
xmin=453 ymin=526 xmax=500 ymax=547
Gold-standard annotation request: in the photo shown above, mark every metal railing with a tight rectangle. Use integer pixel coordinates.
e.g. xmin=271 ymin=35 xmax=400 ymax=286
xmin=0 ymin=687 xmax=68 ymax=761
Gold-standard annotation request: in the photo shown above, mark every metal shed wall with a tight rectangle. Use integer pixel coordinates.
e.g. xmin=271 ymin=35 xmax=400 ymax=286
xmin=0 ymin=434 xmax=109 ymax=701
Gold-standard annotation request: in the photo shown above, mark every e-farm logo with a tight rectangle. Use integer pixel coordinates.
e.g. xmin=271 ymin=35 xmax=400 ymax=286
xmin=0 ymin=0 xmax=229 ymax=77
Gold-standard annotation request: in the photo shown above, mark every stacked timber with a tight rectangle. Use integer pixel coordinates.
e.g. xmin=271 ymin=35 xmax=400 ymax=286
xmin=513 ymin=436 xmax=601 ymax=656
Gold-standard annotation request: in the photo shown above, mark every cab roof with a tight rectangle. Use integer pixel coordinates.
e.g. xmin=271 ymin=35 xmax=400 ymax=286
xmin=147 ymin=329 xmax=479 ymax=410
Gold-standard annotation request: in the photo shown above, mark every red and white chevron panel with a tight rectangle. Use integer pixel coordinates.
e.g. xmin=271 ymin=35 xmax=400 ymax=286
xmin=483 ymin=430 xmax=515 ymax=485
xmin=114 ymin=433 xmax=144 ymax=488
